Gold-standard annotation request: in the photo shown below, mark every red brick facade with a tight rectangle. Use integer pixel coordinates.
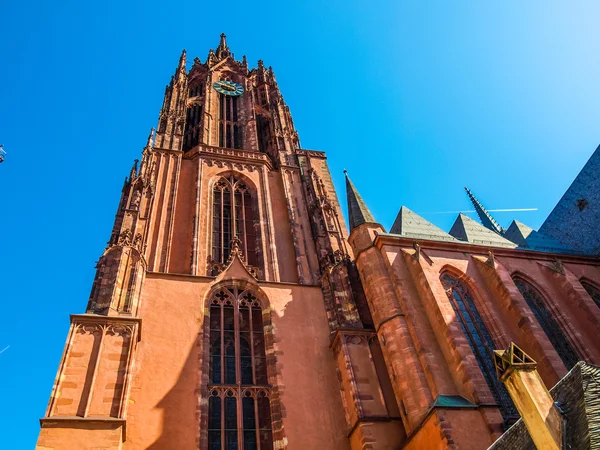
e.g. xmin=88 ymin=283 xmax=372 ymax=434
xmin=37 ymin=36 xmax=600 ymax=450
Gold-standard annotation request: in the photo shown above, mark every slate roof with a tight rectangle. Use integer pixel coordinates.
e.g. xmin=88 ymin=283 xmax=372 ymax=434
xmin=449 ymin=213 xmax=517 ymax=248
xmin=504 ymin=220 xmax=575 ymax=254
xmin=540 ymin=144 xmax=600 ymax=255
xmin=390 ymin=206 xmax=457 ymax=242
xmin=489 ymin=361 xmax=600 ymax=450
xmin=345 ymin=171 xmax=377 ymax=231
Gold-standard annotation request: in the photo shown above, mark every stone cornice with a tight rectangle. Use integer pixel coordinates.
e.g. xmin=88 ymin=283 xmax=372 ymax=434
xmin=70 ymin=314 xmax=142 ymax=341
xmin=184 ymin=144 xmax=273 ymax=170
xmin=39 ymin=416 xmax=127 ymax=440
xmin=144 ymin=270 xmax=322 ymax=289
xmin=296 ymin=149 xmax=327 ymax=159
xmin=374 ymin=233 xmax=600 ymax=265
xmin=329 ymin=327 xmax=376 ymax=350
xmin=149 ymin=147 xmax=184 ymax=155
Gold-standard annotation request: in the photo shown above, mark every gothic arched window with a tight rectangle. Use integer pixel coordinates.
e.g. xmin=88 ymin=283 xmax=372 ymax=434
xmin=219 ymin=91 xmax=242 ymax=149
xmin=512 ymin=277 xmax=578 ymax=369
xmin=208 ymin=287 xmax=273 ymax=450
xmin=183 ymin=83 xmax=204 ymax=152
xmin=211 ymin=175 xmax=259 ymax=273
xmin=580 ymin=279 xmax=600 ymax=310
xmin=440 ymin=272 xmax=516 ymax=420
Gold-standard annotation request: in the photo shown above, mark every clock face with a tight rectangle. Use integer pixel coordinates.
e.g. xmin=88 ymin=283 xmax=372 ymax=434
xmin=213 ymin=80 xmax=244 ymax=96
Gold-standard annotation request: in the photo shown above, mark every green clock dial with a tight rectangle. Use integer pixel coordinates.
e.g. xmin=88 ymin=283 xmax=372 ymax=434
xmin=213 ymin=80 xmax=244 ymax=96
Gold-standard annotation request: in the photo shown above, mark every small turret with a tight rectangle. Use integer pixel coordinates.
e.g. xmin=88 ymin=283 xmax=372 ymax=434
xmin=215 ymin=33 xmax=231 ymax=59
xmin=344 ymin=170 xmax=377 ymax=232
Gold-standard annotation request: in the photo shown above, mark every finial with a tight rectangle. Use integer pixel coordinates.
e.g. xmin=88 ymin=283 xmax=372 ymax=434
xmin=464 ymin=186 xmax=504 ymax=235
xmin=216 ymin=33 xmax=230 ymax=59
xmin=193 ymin=56 xmax=201 ymax=66
xmin=343 ymin=169 xmax=348 ymax=175
xmin=178 ymin=49 xmax=187 ymax=68
xmin=147 ymin=127 xmax=155 ymax=147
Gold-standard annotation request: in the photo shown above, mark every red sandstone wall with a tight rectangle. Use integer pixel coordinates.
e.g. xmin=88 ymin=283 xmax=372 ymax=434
xmin=122 ymin=274 xmax=349 ymax=450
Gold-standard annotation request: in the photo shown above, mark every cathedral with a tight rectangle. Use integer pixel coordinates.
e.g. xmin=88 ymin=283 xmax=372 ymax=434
xmin=37 ymin=35 xmax=600 ymax=450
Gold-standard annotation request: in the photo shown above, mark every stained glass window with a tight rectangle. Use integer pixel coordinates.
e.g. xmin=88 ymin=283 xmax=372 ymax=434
xmin=513 ymin=277 xmax=579 ymax=369
xmin=211 ymin=175 xmax=258 ymax=271
xmin=219 ymin=93 xmax=242 ymax=149
xmin=208 ymin=287 xmax=273 ymax=450
xmin=440 ymin=272 xmax=516 ymax=420
xmin=581 ymin=279 xmax=600 ymax=310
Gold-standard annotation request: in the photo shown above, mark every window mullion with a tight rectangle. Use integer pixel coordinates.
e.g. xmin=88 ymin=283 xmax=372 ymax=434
xmin=220 ymin=304 xmax=224 ymax=387
xmin=220 ymin=189 xmax=224 ymax=263
xmin=232 ymin=186 xmax=237 ymax=238
xmin=234 ymin=287 xmax=244 ymax=448
xmin=220 ymin=390 xmax=225 ymax=450
xmin=254 ymin=393 xmax=261 ymax=450
xmin=241 ymin=191 xmax=248 ymax=259
xmin=249 ymin=305 xmax=256 ymax=384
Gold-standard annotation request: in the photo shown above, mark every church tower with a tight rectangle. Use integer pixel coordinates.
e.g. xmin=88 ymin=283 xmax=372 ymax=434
xmin=37 ymin=35 xmax=403 ymax=450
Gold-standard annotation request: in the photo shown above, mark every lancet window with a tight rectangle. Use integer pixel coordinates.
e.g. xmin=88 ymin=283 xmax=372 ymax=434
xmin=183 ymin=83 xmax=204 ymax=152
xmin=208 ymin=287 xmax=273 ymax=450
xmin=440 ymin=272 xmax=516 ymax=420
xmin=219 ymin=93 xmax=241 ymax=149
xmin=211 ymin=175 xmax=258 ymax=273
xmin=513 ymin=277 xmax=578 ymax=369
xmin=580 ymin=279 xmax=600 ymax=310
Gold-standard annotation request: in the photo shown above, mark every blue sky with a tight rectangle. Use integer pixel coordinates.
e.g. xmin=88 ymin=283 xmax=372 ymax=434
xmin=1 ymin=0 xmax=600 ymax=447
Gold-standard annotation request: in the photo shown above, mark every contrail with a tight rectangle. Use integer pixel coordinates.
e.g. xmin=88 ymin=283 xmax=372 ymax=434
xmin=0 ymin=346 xmax=10 ymax=355
xmin=420 ymin=208 xmax=538 ymax=215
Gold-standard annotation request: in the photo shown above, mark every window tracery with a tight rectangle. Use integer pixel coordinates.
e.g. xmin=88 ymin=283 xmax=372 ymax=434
xmin=208 ymin=287 xmax=273 ymax=450
xmin=580 ymin=279 xmax=600 ymax=310
xmin=219 ymin=90 xmax=241 ymax=149
xmin=440 ymin=272 xmax=516 ymax=420
xmin=512 ymin=277 xmax=579 ymax=369
xmin=210 ymin=175 xmax=259 ymax=276
xmin=183 ymin=83 xmax=204 ymax=152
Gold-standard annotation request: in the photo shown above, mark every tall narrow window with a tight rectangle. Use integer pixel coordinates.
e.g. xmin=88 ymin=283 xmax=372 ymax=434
xmin=513 ymin=277 xmax=578 ymax=369
xmin=211 ymin=175 xmax=259 ymax=273
xmin=219 ymin=93 xmax=242 ymax=149
xmin=183 ymin=83 xmax=204 ymax=152
xmin=580 ymin=279 xmax=600 ymax=310
xmin=440 ymin=273 xmax=516 ymax=420
xmin=208 ymin=287 xmax=273 ymax=450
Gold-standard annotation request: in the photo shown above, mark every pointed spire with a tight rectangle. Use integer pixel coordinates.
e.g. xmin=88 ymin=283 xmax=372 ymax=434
xmin=129 ymin=159 xmax=139 ymax=181
xmin=178 ymin=49 xmax=186 ymax=68
xmin=216 ymin=33 xmax=231 ymax=59
xmin=344 ymin=170 xmax=377 ymax=231
xmin=464 ymin=186 xmax=504 ymax=235
xmin=146 ymin=127 xmax=155 ymax=148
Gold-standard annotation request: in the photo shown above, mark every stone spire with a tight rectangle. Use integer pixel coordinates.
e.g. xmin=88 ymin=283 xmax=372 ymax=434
xmin=464 ymin=186 xmax=504 ymax=235
xmin=176 ymin=49 xmax=187 ymax=79
xmin=216 ymin=33 xmax=231 ymax=59
xmin=345 ymin=170 xmax=377 ymax=232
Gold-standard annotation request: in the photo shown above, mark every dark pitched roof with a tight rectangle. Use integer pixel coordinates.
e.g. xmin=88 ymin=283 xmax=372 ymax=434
xmin=504 ymin=220 xmax=576 ymax=254
xmin=449 ymin=213 xmax=517 ymax=248
xmin=464 ymin=186 xmax=504 ymax=235
xmin=345 ymin=171 xmax=377 ymax=231
xmin=539 ymin=144 xmax=600 ymax=255
xmin=390 ymin=206 xmax=457 ymax=242
xmin=489 ymin=362 xmax=600 ymax=450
